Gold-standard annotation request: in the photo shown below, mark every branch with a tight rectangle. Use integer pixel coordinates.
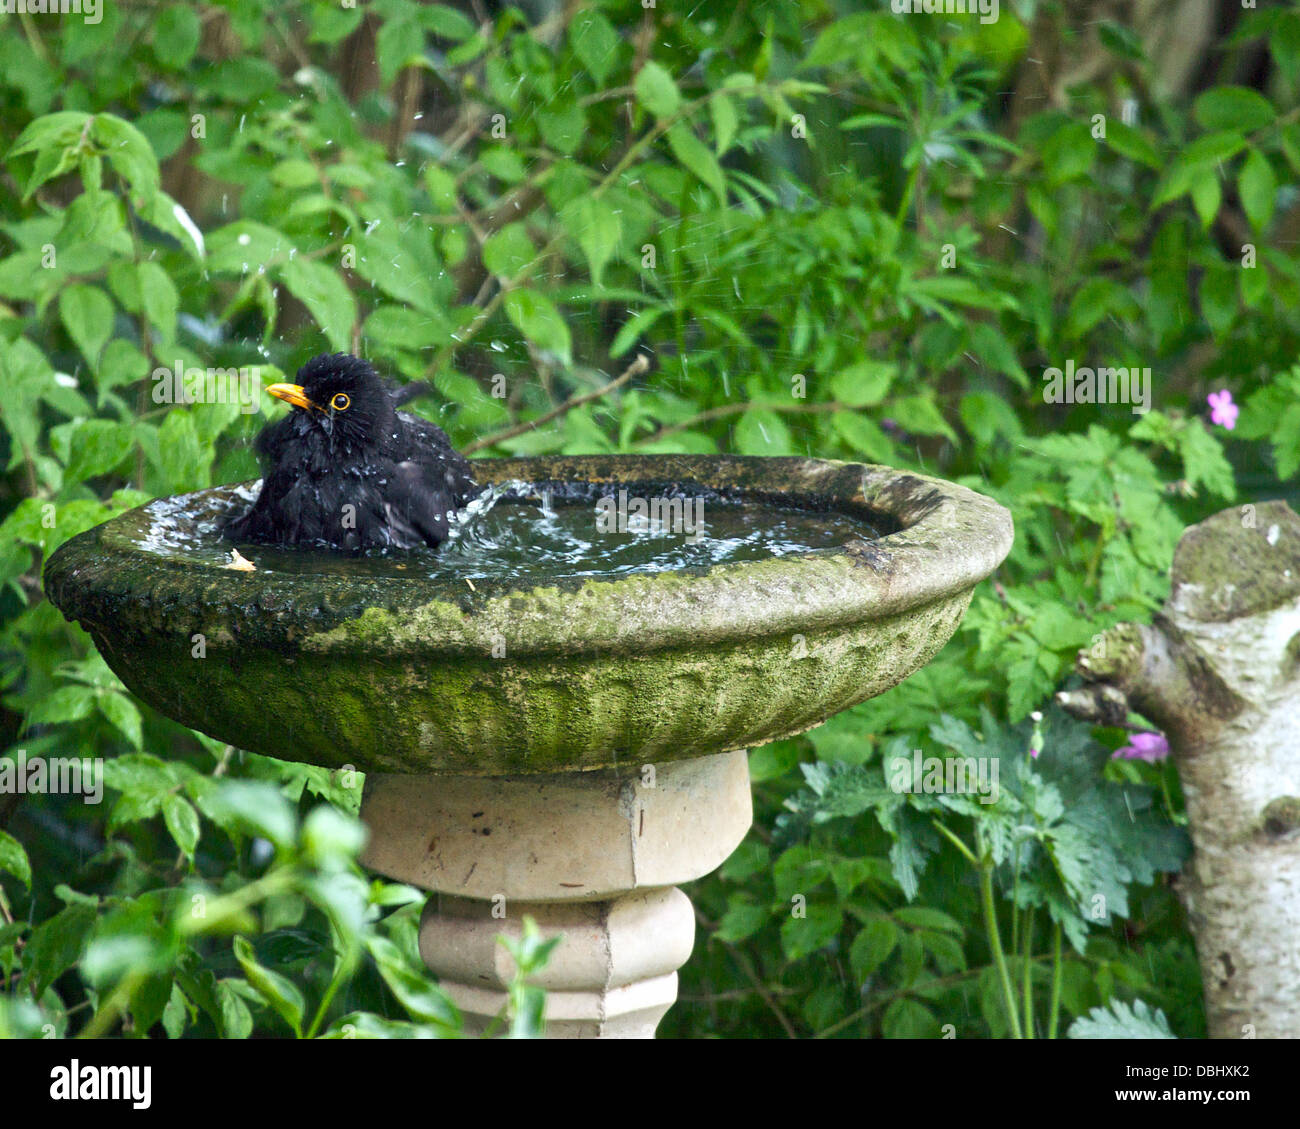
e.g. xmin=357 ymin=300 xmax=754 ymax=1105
xmin=463 ymin=354 xmax=649 ymax=454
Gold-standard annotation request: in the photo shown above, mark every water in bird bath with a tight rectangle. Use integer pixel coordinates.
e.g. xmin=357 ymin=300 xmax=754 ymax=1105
xmin=136 ymin=480 xmax=882 ymax=583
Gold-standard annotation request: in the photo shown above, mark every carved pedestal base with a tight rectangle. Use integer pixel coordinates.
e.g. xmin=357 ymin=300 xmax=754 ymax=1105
xmin=360 ymin=750 xmax=752 ymax=1038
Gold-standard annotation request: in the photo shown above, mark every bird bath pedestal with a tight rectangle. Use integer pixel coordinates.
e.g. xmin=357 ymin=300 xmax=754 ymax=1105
xmin=44 ymin=455 xmax=1012 ymax=1038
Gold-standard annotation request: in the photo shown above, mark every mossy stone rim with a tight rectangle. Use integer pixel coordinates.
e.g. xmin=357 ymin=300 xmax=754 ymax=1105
xmin=44 ymin=455 xmax=1012 ymax=661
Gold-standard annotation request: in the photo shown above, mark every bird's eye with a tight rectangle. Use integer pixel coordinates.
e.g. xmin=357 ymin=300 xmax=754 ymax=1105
xmin=330 ymin=393 xmax=351 ymax=412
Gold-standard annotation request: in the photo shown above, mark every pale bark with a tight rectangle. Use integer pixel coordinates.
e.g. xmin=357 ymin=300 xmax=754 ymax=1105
xmin=1059 ymin=501 xmax=1300 ymax=1038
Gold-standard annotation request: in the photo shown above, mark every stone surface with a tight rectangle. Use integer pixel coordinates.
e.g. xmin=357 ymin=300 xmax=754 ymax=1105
xmin=360 ymin=751 xmax=752 ymax=901
xmin=420 ymin=890 xmax=694 ymax=1038
xmin=363 ymin=752 xmax=751 ymax=1038
xmin=43 ymin=454 xmax=1014 ymax=774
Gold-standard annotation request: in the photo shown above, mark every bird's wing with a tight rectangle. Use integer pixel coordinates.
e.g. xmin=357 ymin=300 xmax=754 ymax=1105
xmin=383 ymin=459 xmax=458 ymax=546
xmin=399 ymin=414 xmax=482 ymax=508
xmin=391 ymin=381 xmax=433 ymax=408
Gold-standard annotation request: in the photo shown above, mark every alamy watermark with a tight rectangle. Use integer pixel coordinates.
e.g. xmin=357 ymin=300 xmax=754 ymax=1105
xmin=596 ymin=490 xmax=705 ymax=543
xmin=889 ymin=748 xmax=999 ymax=805
xmin=0 ymin=749 xmax=103 ymax=804
xmin=1042 ymin=359 xmax=1151 ymax=416
xmin=152 ymin=361 xmax=262 ymax=415
xmin=0 ymin=0 xmax=102 ymax=23
xmin=891 ymin=0 xmax=998 ymax=25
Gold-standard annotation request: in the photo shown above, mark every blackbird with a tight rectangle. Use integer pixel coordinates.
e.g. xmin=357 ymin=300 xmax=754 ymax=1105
xmin=224 ymin=353 xmax=481 ymax=551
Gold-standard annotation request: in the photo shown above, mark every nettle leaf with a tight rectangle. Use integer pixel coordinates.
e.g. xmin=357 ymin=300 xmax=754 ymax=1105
xmin=1068 ymin=998 xmax=1175 ymax=1039
xmin=504 ymin=288 xmax=571 ymax=363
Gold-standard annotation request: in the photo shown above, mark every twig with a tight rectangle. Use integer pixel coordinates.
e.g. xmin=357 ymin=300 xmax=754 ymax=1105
xmin=463 ymin=354 xmax=648 ymax=454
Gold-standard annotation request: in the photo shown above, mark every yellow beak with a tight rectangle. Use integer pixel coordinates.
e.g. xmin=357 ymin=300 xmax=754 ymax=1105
xmin=266 ymin=383 xmax=319 ymax=412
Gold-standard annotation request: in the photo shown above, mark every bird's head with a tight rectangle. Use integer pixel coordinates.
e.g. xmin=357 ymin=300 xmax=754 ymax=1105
xmin=267 ymin=354 xmax=395 ymax=450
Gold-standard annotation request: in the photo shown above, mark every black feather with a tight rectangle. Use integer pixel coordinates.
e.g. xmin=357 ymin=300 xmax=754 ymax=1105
xmin=224 ymin=354 xmax=480 ymax=551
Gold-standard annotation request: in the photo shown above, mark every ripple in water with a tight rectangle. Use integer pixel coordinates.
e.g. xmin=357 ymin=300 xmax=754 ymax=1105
xmin=132 ymin=481 xmax=881 ymax=582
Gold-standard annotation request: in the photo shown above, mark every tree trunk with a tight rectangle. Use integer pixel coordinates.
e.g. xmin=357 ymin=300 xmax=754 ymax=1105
xmin=1059 ymin=501 xmax=1300 ymax=1038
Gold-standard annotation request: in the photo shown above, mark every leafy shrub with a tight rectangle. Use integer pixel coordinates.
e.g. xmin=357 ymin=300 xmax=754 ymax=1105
xmin=2 ymin=0 xmax=1297 ymax=1037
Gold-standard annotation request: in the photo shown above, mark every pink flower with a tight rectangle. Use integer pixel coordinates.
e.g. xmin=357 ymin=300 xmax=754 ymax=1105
xmin=1207 ymin=390 xmax=1238 ymax=430
xmin=1112 ymin=731 xmax=1170 ymax=762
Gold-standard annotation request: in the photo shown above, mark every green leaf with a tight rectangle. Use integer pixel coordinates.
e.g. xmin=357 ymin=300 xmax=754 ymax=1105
xmin=610 ymin=307 xmax=666 ymax=358
xmin=92 ymin=114 xmax=160 ymax=204
xmin=233 ymin=935 xmax=305 ymax=1036
xmin=711 ymin=93 xmax=738 ymax=155
xmin=1104 ymin=121 xmax=1160 ymax=169
xmin=278 ymin=258 xmax=355 ymax=352
xmin=666 ymin=122 xmax=726 ymax=204
xmin=733 ymin=408 xmax=793 ymax=454
xmin=635 ymin=61 xmax=680 ymax=119
xmin=1239 ymin=148 xmax=1277 ymax=231
xmin=366 ymin=935 xmax=459 ymax=1025
xmin=217 ymin=980 xmax=253 ymax=1039
xmin=25 ymin=902 xmax=96 ymax=995
xmin=199 ymin=780 xmax=296 ymax=851
xmin=780 ymin=903 xmax=842 ymax=960
xmin=482 ymin=223 xmax=536 ymax=278
xmin=60 ymin=283 xmax=114 ymax=366
xmin=832 ymin=412 xmax=893 ymax=463
xmin=138 ymin=260 xmax=179 ymax=346
xmin=503 ymin=288 xmax=571 ymax=363
xmin=0 ymin=829 xmax=31 ymax=889
xmin=61 ymin=419 xmax=134 ymax=485
xmin=714 ymin=899 xmax=769 ymax=943
xmin=1068 ymin=998 xmax=1175 ymax=1039
xmin=569 ymin=9 xmax=619 ymax=84
xmin=163 ymin=794 xmax=200 ymax=857
xmin=563 ymin=196 xmax=622 ymax=287
xmin=831 ymin=360 xmax=896 ymax=406
xmin=849 ymin=916 xmax=899 ymax=981
xmin=418 ymin=4 xmax=474 ymax=40
xmin=152 ymin=6 xmax=201 ymax=68
xmin=1194 ymin=86 xmax=1275 ymax=132
xmin=98 ymin=690 xmax=144 ymax=748
xmin=7 ymin=111 xmax=91 ymax=158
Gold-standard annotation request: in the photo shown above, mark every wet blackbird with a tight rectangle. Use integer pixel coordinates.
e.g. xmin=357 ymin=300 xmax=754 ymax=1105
xmin=224 ymin=353 xmax=481 ymax=551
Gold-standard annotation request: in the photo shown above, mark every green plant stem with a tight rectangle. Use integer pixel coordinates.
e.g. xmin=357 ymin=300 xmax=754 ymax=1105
xmin=1021 ymin=908 xmax=1035 ymax=1038
xmin=979 ymin=851 xmax=1022 ymax=1039
xmin=1048 ymin=922 xmax=1063 ymax=1039
xmin=305 ymin=960 xmax=347 ymax=1040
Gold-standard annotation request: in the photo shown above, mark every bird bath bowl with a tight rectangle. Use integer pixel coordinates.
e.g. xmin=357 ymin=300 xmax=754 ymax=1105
xmin=44 ymin=454 xmax=1012 ymax=1037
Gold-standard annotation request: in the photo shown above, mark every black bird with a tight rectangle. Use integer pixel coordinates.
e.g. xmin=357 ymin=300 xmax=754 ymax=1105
xmin=224 ymin=353 xmax=481 ymax=551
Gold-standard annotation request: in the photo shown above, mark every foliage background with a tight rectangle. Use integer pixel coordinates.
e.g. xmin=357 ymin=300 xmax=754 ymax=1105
xmin=1 ymin=0 xmax=1297 ymax=1038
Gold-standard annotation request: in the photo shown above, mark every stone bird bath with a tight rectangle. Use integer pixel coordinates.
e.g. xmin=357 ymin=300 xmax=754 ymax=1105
xmin=44 ymin=454 xmax=1013 ymax=1037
